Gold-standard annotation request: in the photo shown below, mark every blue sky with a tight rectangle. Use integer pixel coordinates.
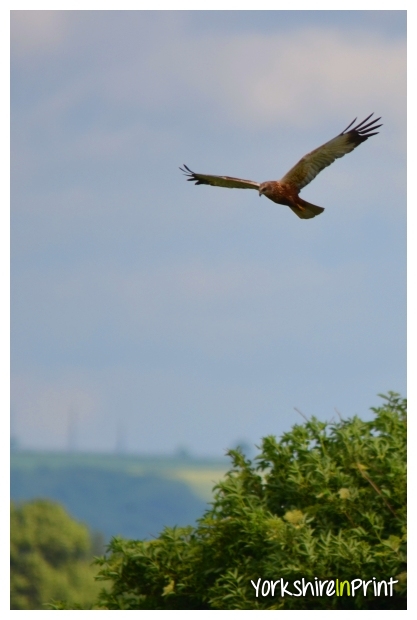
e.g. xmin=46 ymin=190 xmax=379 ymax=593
xmin=11 ymin=10 xmax=406 ymax=455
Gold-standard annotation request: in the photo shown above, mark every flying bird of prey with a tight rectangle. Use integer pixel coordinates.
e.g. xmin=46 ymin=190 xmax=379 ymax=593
xmin=180 ymin=114 xmax=381 ymax=219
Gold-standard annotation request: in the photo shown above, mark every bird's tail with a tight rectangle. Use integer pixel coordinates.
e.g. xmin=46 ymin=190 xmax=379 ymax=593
xmin=289 ymin=198 xmax=325 ymax=219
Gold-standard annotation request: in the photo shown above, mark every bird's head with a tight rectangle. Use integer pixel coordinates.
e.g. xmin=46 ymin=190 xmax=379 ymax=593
xmin=258 ymin=182 xmax=272 ymax=197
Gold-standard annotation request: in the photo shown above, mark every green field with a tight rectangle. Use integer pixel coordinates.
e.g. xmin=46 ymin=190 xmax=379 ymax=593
xmin=11 ymin=451 xmax=230 ymax=541
xmin=11 ymin=450 xmax=228 ymax=501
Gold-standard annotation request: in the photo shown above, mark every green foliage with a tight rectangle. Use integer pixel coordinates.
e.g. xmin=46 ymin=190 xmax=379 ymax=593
xmin=10 ymin=499 xmax=104 ymax=609
xmin=94 ymin=393 xmax=406 ymax=609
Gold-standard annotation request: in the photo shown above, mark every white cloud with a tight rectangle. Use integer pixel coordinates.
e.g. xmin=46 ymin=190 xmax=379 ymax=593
xmin=85 ymin=23 xmax=406 ymax=130
xmin=11 ymin=374 xmax=101 ymax=450
xmin=11 ymin=10 xmax=68 ymax=58
xmin=13 ymin=14 xmax=406 ymax=132
xmin=13 ymin=253 xmax=386 ymax=359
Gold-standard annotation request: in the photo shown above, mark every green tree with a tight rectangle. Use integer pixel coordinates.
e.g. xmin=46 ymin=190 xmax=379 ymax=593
xmin=94 ymin=393 xmax=406 ymax=610
xmin=10 ymin=499 xmax=104 ymax=609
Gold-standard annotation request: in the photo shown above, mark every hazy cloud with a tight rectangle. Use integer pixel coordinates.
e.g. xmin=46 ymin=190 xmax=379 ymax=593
xmin=11 ymin=10 xmax=69 ymax=58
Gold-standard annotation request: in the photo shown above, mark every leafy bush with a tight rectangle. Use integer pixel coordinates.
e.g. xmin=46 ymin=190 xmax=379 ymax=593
xmin=10 ymin=499 xmax=104 ymax=609
xmin=94 ymin=393 xmax=406 ymax=610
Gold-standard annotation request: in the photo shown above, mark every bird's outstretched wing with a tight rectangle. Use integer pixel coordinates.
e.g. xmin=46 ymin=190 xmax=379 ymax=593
xmin=180 ymin=165 xmax=260 ymax=190
xmin=280 ymin=114 xmax=382 ymax=191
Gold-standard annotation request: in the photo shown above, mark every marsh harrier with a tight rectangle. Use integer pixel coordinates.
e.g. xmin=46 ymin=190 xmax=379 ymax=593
xmin=180 ymin=114 xmax=381 ymax=219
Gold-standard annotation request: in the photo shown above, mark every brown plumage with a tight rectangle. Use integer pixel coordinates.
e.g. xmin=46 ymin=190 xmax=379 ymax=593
xmin=180 ymin=114 xmax=382 ymax=219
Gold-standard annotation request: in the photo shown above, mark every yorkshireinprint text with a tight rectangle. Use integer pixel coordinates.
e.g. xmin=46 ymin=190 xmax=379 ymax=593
xmin=251 ymin=577 xmax=398 ymax=598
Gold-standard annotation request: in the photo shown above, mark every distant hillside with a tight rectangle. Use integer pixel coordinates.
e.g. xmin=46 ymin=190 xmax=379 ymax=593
xmin=11 ymin=452 xmax=228 ymax=541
